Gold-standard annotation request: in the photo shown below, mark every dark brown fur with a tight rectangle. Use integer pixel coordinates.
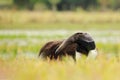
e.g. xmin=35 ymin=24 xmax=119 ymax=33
xmin=39 ymin=40 xmax=77 ymax=61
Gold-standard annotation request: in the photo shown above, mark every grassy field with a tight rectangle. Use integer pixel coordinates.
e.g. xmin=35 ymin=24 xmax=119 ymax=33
xmin=0 ymin=10 xmax=120 ymax=30
xmin=0 ymin=11 xmax=120 ymax=80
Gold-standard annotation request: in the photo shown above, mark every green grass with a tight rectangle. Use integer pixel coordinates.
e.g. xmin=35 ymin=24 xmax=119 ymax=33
xmin=0 ymin=0 xmax=12 ymax=4
xmin=0 ymin=32 xmax=119 ymax=59
xmin=0 ymin=22 xmax=120 ymax=30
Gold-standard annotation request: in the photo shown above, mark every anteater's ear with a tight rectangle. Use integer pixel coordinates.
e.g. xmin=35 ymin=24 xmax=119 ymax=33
xmin=55 ymin=32 xmax=81 ymax=55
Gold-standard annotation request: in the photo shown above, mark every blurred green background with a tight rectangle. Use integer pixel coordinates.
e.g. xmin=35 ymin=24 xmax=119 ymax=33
xmin=0 ymin=0 xmax=120 ymax=10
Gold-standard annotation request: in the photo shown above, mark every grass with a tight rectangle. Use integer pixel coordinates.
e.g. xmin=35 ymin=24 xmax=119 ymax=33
xmin=0 ymin=11 xmax=120 ymax=30
xmin=0 ymin=11 xmax=120 ymax=23
xmin=1 ymin=22 xmax=120 ymax=30
xmin=0 ymin=11 xmax=120 ymax=80
xmin=0 ymin=30 xmax=120 ymax=80
xmin=0 ymin=0 xmax=12 ymax=5
xmin=1 ymin=56 xmax=120 ymax=80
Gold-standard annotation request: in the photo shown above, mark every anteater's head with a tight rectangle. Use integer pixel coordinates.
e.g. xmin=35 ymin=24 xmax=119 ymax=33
xmin=55 ymin=32 xmax=97 ymax=58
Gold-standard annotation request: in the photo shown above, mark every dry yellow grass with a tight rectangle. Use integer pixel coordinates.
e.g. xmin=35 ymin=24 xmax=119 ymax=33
xmin=0 ymin=54 xmax=120 ymax=80
xmin=0 ymin=10 xmax=120 ymax=24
